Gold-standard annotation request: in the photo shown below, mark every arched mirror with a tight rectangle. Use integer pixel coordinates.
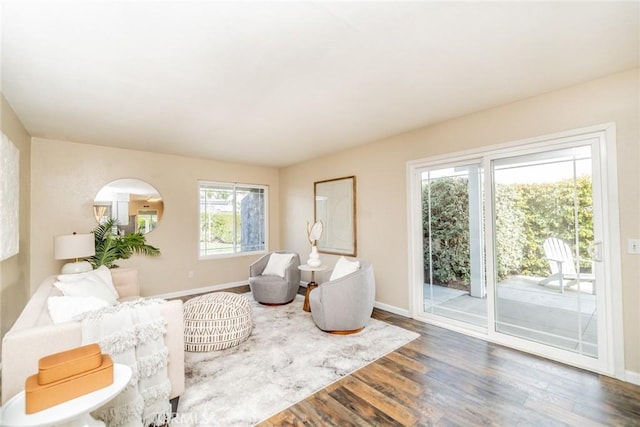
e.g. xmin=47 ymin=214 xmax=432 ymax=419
xmin=93 ymin=179 xmax=163 ymax=235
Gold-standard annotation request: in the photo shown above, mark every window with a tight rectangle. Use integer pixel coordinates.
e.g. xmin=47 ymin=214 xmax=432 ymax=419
xmin=199 ymin=181 xmax=267 ymax=258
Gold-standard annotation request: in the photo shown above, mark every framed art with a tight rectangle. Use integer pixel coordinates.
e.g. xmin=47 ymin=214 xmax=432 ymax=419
xmin=314 ymin=176 xmax=356 ymax=256
xmin=0 ymin=133 xmax=19 ymax=261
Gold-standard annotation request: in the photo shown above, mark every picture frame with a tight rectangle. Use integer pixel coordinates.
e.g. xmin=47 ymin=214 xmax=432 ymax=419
xmin=314 ymin=176 xmax=356 ymax=257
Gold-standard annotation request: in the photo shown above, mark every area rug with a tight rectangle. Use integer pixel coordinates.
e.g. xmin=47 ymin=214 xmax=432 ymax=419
xmin=174 ymin=293 xmax=419 ymax=426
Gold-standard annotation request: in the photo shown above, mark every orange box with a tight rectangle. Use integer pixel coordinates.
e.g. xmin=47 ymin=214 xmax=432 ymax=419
xmin=37 ymin=343 xmax=102 ymax=385
xmin=25 ymin=354 xmax=114 ymax=414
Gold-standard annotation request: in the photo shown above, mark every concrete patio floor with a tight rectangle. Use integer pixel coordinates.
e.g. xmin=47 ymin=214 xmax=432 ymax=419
xmin=423 ymin=275 xmax=597 ymax=357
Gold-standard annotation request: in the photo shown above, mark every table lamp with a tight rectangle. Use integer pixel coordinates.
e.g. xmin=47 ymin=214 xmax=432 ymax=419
xmin=54 ymin=233 xmax=95 ymax=274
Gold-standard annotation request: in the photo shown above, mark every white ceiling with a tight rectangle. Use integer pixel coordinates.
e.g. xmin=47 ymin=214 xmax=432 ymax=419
xmin=2 ymin=1 xmax=638 ymax=168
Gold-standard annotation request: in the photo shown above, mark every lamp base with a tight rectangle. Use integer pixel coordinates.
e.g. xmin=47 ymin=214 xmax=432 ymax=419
xmin=61 ymin=261 xmax=93 ymax=274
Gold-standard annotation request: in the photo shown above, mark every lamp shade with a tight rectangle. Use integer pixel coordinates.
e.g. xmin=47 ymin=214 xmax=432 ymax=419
xmin=54 ymin=233 xmax=95 ymax=260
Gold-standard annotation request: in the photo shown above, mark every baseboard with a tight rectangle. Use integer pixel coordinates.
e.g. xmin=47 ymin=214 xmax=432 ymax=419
xmin=152 ymin=281 xmax=248 ymax=300
xmin=154 ymin=281 xmax=309 ymax=300
xmin=374 ymin=301 xmax=410 ymax=317
xmin=625 ymin=370 xmax=640 ymax=385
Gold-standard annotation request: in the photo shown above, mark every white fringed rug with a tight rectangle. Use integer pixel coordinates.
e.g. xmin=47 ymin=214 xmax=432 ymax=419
xmin=174 ymin=293 xmax=419 ymax=426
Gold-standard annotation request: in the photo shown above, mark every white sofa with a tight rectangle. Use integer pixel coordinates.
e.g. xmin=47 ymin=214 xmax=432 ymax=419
xmin=1 ymin=268 xmax=185 ymax=406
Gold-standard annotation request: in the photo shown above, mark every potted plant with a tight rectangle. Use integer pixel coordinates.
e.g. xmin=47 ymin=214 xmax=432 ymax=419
xmin=87 ymin=218 xmax=161 ymax=269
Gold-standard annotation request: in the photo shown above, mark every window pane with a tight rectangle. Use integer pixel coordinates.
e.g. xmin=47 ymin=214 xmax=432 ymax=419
xmin=492 ymin=145 xmax=597 ymax=357
xmin=236 ymin=187 xmax=265 ymax=253
xmin=199 ymin=182 xmax=267 ymax=257
xmin=421 ymin=163 xmax=487 ymax=328
xmin=200 ymin=185 xmax=234 ymax=256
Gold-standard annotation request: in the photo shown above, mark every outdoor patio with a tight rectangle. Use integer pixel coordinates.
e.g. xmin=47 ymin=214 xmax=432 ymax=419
xmin=423 ymin=275 xmax=597 ymax=357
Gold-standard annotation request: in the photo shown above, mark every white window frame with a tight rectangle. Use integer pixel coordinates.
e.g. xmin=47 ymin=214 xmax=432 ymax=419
xmin=198 ymin=181 xmax=269 ymax=259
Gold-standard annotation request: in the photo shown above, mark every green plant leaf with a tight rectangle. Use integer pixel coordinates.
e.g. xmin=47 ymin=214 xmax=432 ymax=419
xmin=87 ymin=218 xmax=161 ymax=269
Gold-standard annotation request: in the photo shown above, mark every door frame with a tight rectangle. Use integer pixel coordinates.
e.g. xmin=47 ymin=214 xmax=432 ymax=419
xmin=406 ymin=123 xmax=624 ymax=379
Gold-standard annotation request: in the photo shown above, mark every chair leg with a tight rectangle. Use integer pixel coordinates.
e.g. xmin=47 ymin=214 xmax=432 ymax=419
xmin=558 ymin=264 xmax=564 ymax=293
xmin=539 ymin=273 xmax=560 ymax=286
xmin=170 ymin=396 xmax=180 ymax=415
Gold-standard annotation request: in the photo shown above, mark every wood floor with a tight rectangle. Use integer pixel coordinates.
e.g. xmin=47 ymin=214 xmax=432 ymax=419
xmin=181 ymin=288 xmax=640 ymax=426
xmin=261 ymin=309 xmax=640 ymax=426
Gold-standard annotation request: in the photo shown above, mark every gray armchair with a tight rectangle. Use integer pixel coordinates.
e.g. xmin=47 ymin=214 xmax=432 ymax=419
xmin=249 ymin=252 xmax=301 ymax=305
xmin=309 ymin=260 xmax=375 ymax=334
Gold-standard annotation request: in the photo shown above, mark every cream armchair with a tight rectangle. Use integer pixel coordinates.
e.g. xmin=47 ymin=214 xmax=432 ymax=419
xmin=309 ymin=259 xmax=375 ymax=334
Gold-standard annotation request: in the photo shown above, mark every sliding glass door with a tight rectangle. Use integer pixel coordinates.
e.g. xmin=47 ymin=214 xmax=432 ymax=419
xmin=409 ymin=126 xmax=617 ymax=374
xmin=490 ymin=144 xmax=599 ymax=358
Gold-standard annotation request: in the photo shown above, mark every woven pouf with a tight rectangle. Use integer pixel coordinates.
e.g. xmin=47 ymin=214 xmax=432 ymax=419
xmin=183 ymin=292 xmax=253 ymax=352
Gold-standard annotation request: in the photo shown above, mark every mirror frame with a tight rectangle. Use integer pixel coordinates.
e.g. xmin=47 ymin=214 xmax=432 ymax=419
xmin=314 ymin=176 xmax=357 ymax=257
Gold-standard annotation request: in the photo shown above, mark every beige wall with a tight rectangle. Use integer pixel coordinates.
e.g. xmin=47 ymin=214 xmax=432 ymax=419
xmin=280 ymin=69 xmax=640 ymax=374
xmin=30 ymin=139 xmax=280 ymax=296
xmin=0 ymin=95 xmax=31 ymax=343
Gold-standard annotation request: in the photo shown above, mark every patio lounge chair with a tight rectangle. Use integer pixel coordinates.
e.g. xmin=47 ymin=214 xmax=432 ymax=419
xmin=539 ymin=237 xmax=595 ymax=294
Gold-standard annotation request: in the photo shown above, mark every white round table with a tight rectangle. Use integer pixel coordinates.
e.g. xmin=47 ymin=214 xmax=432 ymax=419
xmin=298 ymin=264 xmax=328 ymax=280
xmin=1 ymin=364 xmax=132 ymax=427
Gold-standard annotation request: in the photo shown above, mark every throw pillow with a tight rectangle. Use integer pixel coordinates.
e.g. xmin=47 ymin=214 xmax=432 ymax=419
xmin=262 ymin=253 xmax=295 ymax=278
xmin=329 ymin=256 xmax=360 ymax=281
xmin=47 ymin=296 xmax=110 ymax=324
xmin=91 ymin=265 xmax=119 ymax=299
xmin=54 ymin=270 xmax=119 ymax=305
xmin=56 ymin=265 xmax=120 ymax=301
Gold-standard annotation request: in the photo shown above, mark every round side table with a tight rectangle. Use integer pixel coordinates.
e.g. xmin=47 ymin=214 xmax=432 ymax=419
xmin=298 ymin=264 xmax=328 ymax=312
xmin=1 ymin=364 xmax=132 ymax=427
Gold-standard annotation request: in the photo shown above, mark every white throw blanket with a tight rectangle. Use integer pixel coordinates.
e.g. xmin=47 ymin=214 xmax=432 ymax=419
xmin=78 ymin=299 xmax=172 ymax=427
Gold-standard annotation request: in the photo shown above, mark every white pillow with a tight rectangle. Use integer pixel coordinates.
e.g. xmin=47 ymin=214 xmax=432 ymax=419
xmin=56 ymin=266 xmax=119 ymax=300
xmin=262 ymin=253 xmax=295 ymax=278
xmin=47 ymin=296 xmax=110 ymax=324
xmin=54 ymin=271 xmax=118 ymax=305
xmin=91 ymin=266 xmax=119 ymax=299
xmin=330 ymin=257 xmax=360 ymax=281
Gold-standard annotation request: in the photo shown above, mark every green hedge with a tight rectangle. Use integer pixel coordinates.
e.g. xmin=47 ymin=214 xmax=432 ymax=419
xmin=422 ymin=176 xmax=593 ymax=286
xmin=512 ymin=176 xmax=593 ymax=276
xmin=495 ymin=184 xmax=525 ymax=280
xmin=201 ymin=212 xmax=236 ymax=243
xmin=422 ymin=178 xmax=471 ymax=285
